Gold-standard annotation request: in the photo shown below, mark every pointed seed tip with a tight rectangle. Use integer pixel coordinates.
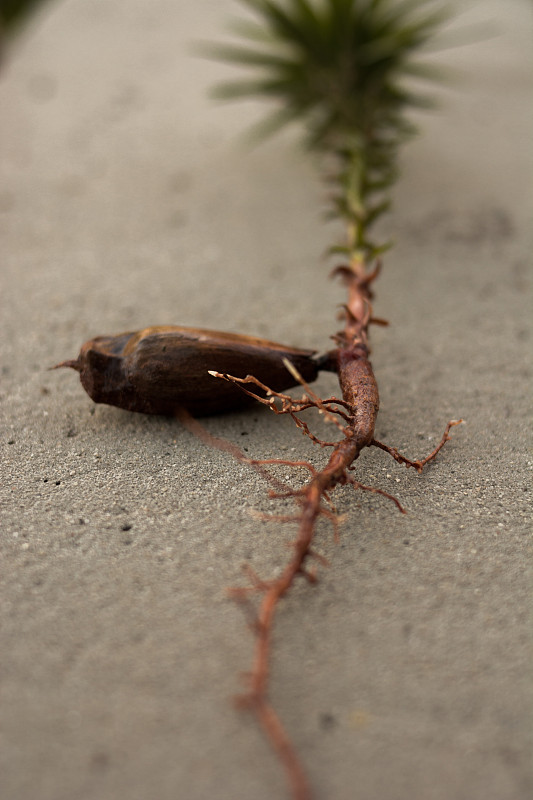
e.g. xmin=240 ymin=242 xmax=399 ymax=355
xmin=49 ymin=359 xmax=81 ymax=372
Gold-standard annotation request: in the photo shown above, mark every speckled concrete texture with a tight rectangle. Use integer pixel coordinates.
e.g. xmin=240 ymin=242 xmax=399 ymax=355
xmin=1 ymin=2 xmax=531 ymax=799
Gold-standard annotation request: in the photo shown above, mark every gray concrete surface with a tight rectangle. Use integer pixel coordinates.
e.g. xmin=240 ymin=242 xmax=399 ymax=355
xmin=1 ymin=2 xmax=531 ymax=799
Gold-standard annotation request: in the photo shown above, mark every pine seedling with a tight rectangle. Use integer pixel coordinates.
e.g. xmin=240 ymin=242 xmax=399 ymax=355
xmin=209 ymin=0 xmax=449 ymax=260
xmin=202 ymin=3 xmax=462 ymax=799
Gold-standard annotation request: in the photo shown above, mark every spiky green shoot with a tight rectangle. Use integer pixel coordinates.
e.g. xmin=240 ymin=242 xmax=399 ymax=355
xmin=208 ymin=0 xmax=448 ymax=260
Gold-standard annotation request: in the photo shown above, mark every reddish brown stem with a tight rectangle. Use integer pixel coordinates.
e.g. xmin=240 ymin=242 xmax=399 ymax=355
xmin=180 ymin=260 xmax=460 ymax=800
xmin=227 ymin=261 xmax=460 ymax=800
xmin=235 ymin=263 xmax=380 ymax=798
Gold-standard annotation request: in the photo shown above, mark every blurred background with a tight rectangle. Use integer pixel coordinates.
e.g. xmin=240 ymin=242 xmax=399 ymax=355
xmin=1 ymin=4 xmax=531 ymax=800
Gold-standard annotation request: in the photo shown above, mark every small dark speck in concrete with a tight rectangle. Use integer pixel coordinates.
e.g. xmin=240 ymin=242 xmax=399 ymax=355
xmin=319 ymin=712 xmax=338 ymax=731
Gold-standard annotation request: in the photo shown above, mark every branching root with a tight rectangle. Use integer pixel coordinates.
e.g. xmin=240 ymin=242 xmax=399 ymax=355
xmin=372 ymin=419 xmax=463 ymax=473
xmin=182 ymin=367 xmax=463 ymax=800
xmin=346 ymin=476 xmax=407 ymax=514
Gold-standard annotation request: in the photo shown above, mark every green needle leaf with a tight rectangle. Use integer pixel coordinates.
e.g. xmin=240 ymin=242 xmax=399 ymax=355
xmin=206 ymin=0 xmax=451 ymax=257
